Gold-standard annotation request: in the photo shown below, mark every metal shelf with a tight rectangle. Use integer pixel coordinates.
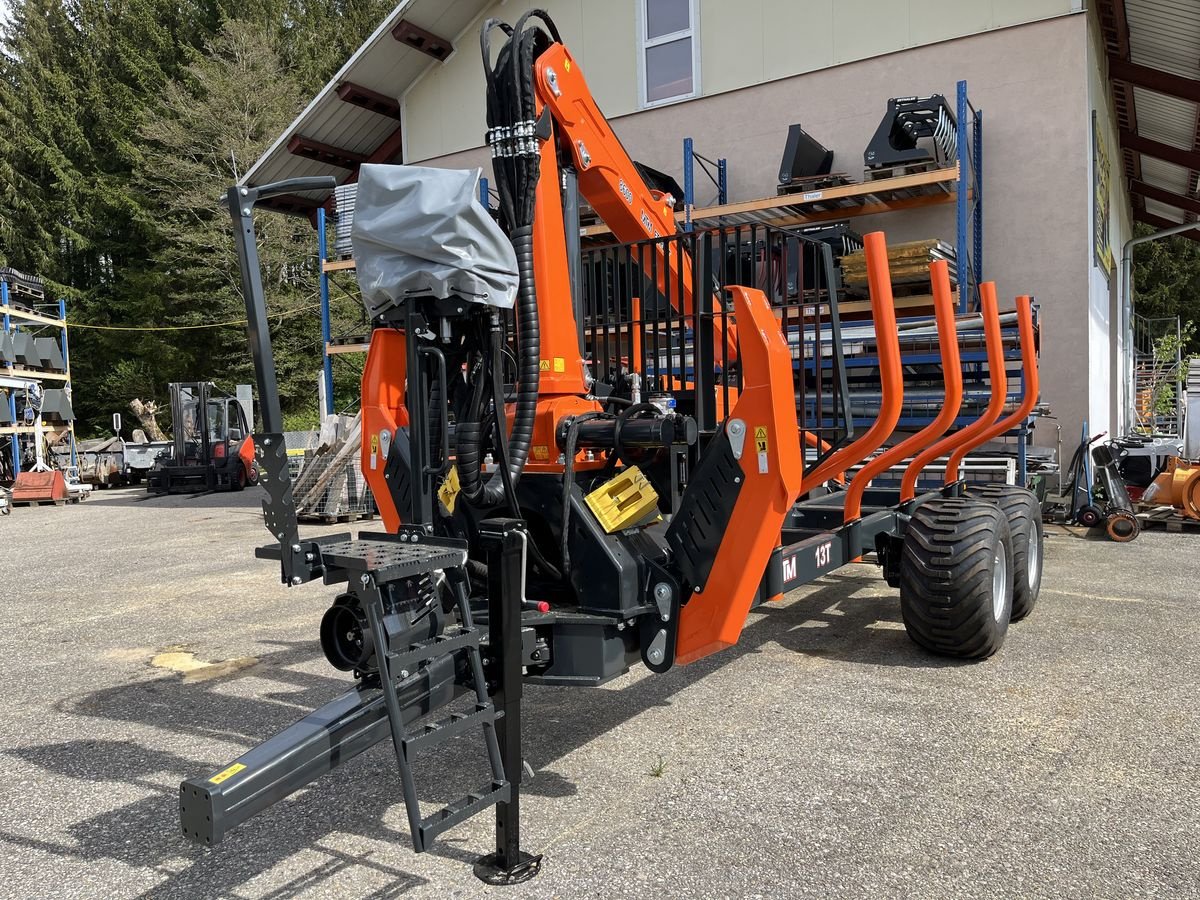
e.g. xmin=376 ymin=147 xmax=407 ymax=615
xmin=2 ymin=277 xmax=77 ymax=477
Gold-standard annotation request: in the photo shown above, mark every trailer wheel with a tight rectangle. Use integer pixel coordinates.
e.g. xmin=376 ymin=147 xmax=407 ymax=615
xmin=1077 ymin=504 xmax=1104 ymax=528
xmin=965 ymin=484 xmax=1043 ymax=622
xmin=900 ymin=498 xmax=1014 ymax=659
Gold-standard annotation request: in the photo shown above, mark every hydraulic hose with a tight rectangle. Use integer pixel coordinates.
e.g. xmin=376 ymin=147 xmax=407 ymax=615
xmin=458 ymin=227 xmax=540 ymax=509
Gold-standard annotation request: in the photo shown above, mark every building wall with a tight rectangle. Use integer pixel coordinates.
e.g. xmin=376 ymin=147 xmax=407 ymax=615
xmin=1085 ymin=6 xmax=1134 ymax=439
xmin=403 ymin=0 xmax=1078 ymax=162
xmin=417 ymin=14 xmax=1098 ymax=449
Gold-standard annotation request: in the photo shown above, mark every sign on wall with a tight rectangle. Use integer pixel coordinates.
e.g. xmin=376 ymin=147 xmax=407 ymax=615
xmin=1093 ymin=110 xmax=1114 ymax=277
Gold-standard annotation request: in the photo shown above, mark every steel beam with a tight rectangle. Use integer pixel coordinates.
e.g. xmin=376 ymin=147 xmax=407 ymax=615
xmin=335 ymin=81 xmax=402 ymax=119
xmin=1119 ymin=130 xmax=1200 ymax=171
xmin=1109 ymin=56 xmax=1200 ymax=104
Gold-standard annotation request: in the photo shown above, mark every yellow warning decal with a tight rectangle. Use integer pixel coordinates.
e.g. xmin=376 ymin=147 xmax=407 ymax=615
xmin=539 ymin=359 xmax=551 ymax=371
xmin=754 ymin=426 xmax=768 ymax=454
xmin=210 ymin=762 xmax=246 ymax=785
xmin=370 ymin=434 xmax=379 ymax=452
xmin=564 ymin=58 xmax=571 ymax=72
xmin=553 ymin=357 xmax=565 ymax=373
xmin=533 ymin=445 xmax=550 ymax=460
xmin=438 ymin=465 xmax=461 ymax=514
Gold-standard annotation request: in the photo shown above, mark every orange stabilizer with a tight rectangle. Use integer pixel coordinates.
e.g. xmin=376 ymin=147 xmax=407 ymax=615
xmin=675 ymin=286 xmax=803 ymax=665
xmin=944 ymin=295 xmax=1038 ymax=481
xmin=360 ymin=328 xmax=410 ymax=532
xmin=800 ymin=232 xmax=904 ymax=493
xmin=848 ymin=259 xmax=962 ymax=519
xmin=905 ymin=283 xmax=1005 ymax=487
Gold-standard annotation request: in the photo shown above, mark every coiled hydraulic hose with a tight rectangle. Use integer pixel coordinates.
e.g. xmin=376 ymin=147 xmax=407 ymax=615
xmin=459 ymin=14 xmax=560 ymax=509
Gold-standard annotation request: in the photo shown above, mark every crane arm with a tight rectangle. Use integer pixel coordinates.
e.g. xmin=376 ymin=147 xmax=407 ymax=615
xmin=531 ymin=42 xmax=738 ymax=363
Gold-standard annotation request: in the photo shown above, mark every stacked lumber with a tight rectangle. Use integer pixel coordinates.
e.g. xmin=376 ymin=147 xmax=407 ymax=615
xmin=840 ymin=238 xmax=957 ymax=296
xmin=292 ymin=412 xmax=376 ymax=522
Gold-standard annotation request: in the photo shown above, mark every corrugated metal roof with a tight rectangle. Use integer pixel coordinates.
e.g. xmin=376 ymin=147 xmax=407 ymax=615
xmin=242 ymin=0 xmax=492 ymax=205
xmin=1123 ymin=0 xmax=1200 ymax=225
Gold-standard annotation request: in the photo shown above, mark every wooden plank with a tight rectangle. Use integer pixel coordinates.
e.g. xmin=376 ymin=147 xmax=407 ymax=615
xmin=5 ymin=367 xmax=69 ymax=381
xmin=322 ymin=259 xmax=357 ymax=272
xmin=2 ymin=307 xmax=65 ymax=327
xmin=581 ymin=164 xmax=959 ymax=238
xmin=326 ymin=341 xmax=371 ymax=355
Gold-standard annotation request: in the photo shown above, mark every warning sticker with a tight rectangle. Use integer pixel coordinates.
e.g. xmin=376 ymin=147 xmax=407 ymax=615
xmin=210 ymin=762 xmax=246 ymax=785
xmin=539 ymin=359 xmax=551 ymax=371
xmin=533 ymin=445 xmax=550 ymax=460
xmin=370 ymin=433 xmax=380 ymax=470
xmin=755 ymin=426 xmax=769 ymax=474
xmin=553 ymin=357 xmax=566 ymax=373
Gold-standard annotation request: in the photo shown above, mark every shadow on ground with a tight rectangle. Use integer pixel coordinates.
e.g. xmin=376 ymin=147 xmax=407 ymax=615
xmin=3 ymin=570 xmax=958 ymax=898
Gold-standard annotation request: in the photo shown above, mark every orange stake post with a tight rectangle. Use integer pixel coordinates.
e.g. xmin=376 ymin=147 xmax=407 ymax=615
xmin=846 ymin=259 xmax=962 ymax=520
xmin=801 ymin=231 xmax=904 ymax=493
xmin=944 ymin=294 xmax=1039 ymax=482
xmin=903 ymin=282 xmax=1005 ymax=490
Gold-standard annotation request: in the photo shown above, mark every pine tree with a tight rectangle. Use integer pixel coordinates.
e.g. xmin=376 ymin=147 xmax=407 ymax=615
xmin=136 ymin=17 xmax=321 ymax=421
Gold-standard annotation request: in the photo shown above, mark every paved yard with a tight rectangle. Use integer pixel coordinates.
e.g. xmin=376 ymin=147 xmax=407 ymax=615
xmin=0 ymin=488 xmax=1197 ymax=899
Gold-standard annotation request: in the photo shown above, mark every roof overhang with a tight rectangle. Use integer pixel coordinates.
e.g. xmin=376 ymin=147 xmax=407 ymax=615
xmin=242 ymin=0 xmax=493 ymax=216
xmin=1098 ymin=0 xmax=1200 ymax=240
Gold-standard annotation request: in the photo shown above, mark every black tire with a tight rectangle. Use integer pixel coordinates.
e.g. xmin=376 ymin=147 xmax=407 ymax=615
xmin=1077 ymin=504 xmax=1104 ymax=528
xmin=966 ymin=484 xmax=1043 ymax=622
xmin=231 ymin=463 xmax=247 ymax=492
xmin=900 ymin=498 xmax=1014 ymax=659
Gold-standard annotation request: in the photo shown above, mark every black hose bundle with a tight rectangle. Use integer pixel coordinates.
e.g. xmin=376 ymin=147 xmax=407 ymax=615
xmin=458 ymin=12 xmax=562 ymax=509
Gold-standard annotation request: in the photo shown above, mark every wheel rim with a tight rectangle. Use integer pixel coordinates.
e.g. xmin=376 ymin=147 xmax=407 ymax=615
xmin=992 ymin=546 xmax=1008 ymax=622
xmin=1026 ymin=527 xmax=1039 ymax=589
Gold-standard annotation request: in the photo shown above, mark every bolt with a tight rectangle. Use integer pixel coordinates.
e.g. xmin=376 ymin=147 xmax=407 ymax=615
xmin=239 ymin=187 xmax=248 ymax=196
xmin=654 ymin=583 xmax=671 ymax=602
xmin=263 ymin=438 xmax=272 ymax=446
xmin=241 ymin=207 xmax=251 ymax=216
xmin=305 ymin=552 xmax=314 ymax=563
xmin=729 ymin=421 xmax=744 ymax=435
xmin=360 ymin=574 xmax=371 ymax=585
xmin=399 ymin=669 xmax=409 ymax=679
xmin=694 ymin=586 xmax=701 ymax=593
xmin=291 ymin=543 xmax=301 ymax=553
xmin=734 ymin=476 xmax=741 ymax=484
xmin=660 ymin=612 xmax=670 ymax=622
xmin=616 ymin=621 xmax=626 ymax=631
xmin=546 ymin=67 xmax=561 ymax=96
xmin=400 ymin=533 xmax=409 ymax=542
xmin=648 ymin=648 xmax=664 ymax=664
xmin=291 ymin=576 xmax=302 ymax=585
xmin=577 ymin=140 xmax=591 ymax=168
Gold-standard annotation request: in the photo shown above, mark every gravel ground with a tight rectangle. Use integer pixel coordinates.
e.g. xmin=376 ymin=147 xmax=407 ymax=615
xmin=0 ymin=487 xmax=1197 ymax=899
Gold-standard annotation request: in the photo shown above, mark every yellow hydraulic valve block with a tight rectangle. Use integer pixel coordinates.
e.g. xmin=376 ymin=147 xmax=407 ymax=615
xmin=1144 ymin=458 xmax=1200 ymax=520
xmin=584 ymin=466 xmax=660 ymax=533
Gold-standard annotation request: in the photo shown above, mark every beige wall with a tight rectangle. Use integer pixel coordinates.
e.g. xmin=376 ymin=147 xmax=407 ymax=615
xmin=702 ymin=0 xmax=1078 ymax=96
xmin=403 ymin=0 xmax=638 ymax=162
xmin=419 ymin=14 xmax=1099 ymax=449
xmin=404 ymin=0 xmax=1077 ymax=162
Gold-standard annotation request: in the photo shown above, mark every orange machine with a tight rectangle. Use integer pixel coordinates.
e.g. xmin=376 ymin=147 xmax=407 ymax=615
xmin=199 ymin=9 xmax=1045 ymax=884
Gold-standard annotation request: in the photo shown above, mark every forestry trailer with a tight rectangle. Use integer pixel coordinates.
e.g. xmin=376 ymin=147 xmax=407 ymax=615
xmin=179 ymin=11 xmax=1043 ymax=884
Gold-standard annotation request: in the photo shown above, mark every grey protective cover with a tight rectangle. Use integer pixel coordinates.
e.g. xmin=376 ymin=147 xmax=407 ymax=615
xmin=352 ymin=163 xmax=518 ymax=316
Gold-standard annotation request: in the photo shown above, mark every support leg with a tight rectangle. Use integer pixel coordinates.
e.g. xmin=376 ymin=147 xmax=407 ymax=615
xmin=474 ymin=520 xmax=541 ymax=884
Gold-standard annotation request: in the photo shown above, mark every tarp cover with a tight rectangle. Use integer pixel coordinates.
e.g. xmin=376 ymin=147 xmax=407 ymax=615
xmin=352 ymin=164 xmax=518 ymax=316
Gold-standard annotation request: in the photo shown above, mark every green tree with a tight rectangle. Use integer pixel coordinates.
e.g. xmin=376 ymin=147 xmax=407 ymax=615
xmin=135 ymin=17 xmax=321 ymax=424
xmin=1131 ymin=222 xmax=1200 ymax=356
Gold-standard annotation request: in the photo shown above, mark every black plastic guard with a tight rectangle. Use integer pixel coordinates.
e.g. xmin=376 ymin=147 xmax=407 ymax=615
xmin=664 ymin=430 xmax=742 ymax=592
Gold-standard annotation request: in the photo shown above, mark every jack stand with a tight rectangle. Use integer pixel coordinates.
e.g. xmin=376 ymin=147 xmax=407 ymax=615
xmin=473 ymin=520 xmax=542 ymax=885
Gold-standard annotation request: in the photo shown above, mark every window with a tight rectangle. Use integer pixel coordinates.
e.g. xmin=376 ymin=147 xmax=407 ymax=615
xmin=639 ymin=0 xmax=699 ymax=107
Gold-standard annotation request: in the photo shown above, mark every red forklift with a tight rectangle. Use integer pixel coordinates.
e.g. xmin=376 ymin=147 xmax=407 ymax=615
xmin=147 ymin=382 xmax=257 ymax=494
